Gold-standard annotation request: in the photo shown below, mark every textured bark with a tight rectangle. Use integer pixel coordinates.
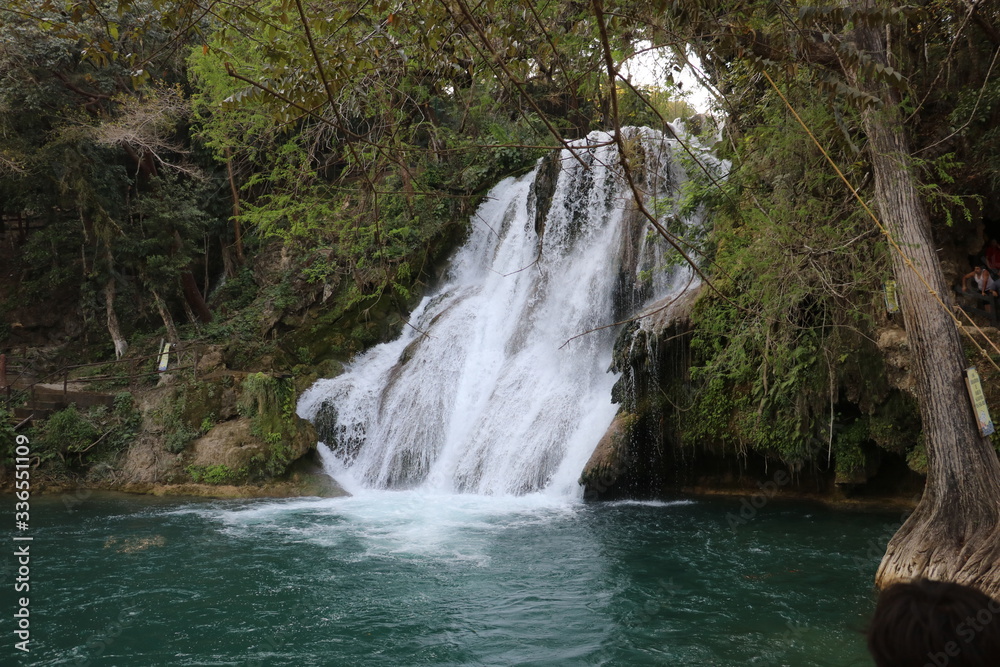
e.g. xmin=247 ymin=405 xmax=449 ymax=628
xmin=221 ymin=241 xmax=236 ymax=280
xmin=150 ymin=288 xmax=180 ymax=345
xmin=122 ymin=143 xmax=158 ymax=180
xmin=180 ymin=270 xmax=213 ymax=323
xmin=104 ymin=278 xmax=128 ymax=359
xmin=849 ymin=10 xmax=1000 ymax=597
xmin=224 ymin=147 xmax=245 ymax=264
xmin=173 ymin=230 xmax=213 ymax=323
xmin=181 ymin=299 xmax=198 ymax=326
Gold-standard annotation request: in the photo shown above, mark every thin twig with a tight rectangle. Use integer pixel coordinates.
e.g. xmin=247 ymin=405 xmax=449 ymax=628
xmin=591 ymin=0 xmax=747 ymax=313
xmin=914 ymin=45 xmax=1000 ymax=155
xmin=559 ymin=273 xmax=697 ymax=349
xmin=903 ymin=0 xmax=980 ymax=124
xmin=761 ymin=68 xmax=1000 ymax=371
xmin=443 ymin=0 xmax=589 ymax=169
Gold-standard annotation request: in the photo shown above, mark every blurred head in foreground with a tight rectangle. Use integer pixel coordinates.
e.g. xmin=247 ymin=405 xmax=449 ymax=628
xmin=867 ymin=578 xmax=1000 ymax=667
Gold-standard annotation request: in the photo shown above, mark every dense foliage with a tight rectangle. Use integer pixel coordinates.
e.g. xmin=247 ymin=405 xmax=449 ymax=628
xmin=2 ymin=0 xmax=674 ymax=364
xmin=670 ymin=0 xmax=1000 ymax=477
xmin=27 ymin=393 xmax=141 ymax=478
xmin=3 ymin=0 xmax=1000 ymax=485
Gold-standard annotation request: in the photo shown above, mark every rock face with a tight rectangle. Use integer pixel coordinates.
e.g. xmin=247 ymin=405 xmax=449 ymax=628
xmin=189 ymin=414 xmax=316 ymax=476
xmin=114 ymin=372 xmax=330 ymax=497
xmin=582 ymin=287 xmax=701 ymax=499
xmin=196 ymin=346 xmax=226 ymax=375
xmin=118 ymin=387 xmax=183 ymax=485
xmin=580 ymin=413 xmax=634 ymax=499
xmin=527 ymin=150 xmax=560 ymax=239
xmin=117 ymin=447 xmax=347 ymax=498
xmin=584 ymin=282 xmax=927 ymax=502
xmin=118 ymin=433 xmax=175 ymax=486
xmin=191 ymin=418 xmax=281 ymax=469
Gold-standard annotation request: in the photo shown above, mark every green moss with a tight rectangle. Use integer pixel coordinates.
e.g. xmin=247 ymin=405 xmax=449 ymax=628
xmin=237 ymin=372 xmax=300 ymax=477
xmin=163 ymin=419 xmax=199 ymax=454
xmin=614 ymin=413 xmax=640 ymax=448
xmin=154 ymin=377 xmax=238 ymax=455
xmin=186 ymin=464 xmax=247 ymax=484
xmin=29 ymin=395 xmax=142 ymax=467
xmin=155 ymin=386 xmax=201 ymax=454
xmin=833 ymin=419 xmax=868 ymax=477
xmin=906 ymin=443 xmax=929 ymax=474
xmin=578 ymin=412 xmax=640 ymax=489
xmin=867 ymin=392 xmax=920 ymax=454
xmin=178 ymin=381 xmax=227 ymax=429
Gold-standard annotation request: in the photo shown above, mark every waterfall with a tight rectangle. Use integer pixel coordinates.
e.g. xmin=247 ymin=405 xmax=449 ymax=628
xmin=298 ymin=126 xmax=718 ymax=497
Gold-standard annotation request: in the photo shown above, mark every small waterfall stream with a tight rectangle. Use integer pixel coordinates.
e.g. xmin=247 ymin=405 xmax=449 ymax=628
xmin=298 ymin=127 xmax=716 ymax=497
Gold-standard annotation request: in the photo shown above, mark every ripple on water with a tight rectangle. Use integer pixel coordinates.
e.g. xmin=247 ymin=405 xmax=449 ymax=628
xmin=32 ymin=493 xmax=885 ymax=666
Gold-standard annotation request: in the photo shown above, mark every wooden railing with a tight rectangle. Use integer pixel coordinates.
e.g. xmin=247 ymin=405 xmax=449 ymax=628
xmin=953 ymin=285 xmax=999 ymax=325
xmin=0 ymin=355 xmax=33 ymax=397
xmin=1 ymin=344 xmax=202 ymax=406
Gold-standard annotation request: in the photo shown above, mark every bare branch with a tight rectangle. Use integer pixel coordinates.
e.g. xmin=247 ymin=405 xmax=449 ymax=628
xmin=559 ymin=273 xmax=697 ymax=349
xmin=591 ymin=0 xmax=747 ymax=314
xmin=91 ymin=86 xmax=201 ymax=177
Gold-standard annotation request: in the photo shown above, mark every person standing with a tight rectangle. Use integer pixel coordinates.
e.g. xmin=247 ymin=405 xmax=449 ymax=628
xmin=962 ymin=266 xmax=999 ymax=296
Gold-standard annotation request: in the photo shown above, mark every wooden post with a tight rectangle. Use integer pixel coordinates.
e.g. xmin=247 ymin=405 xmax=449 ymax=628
xmin=1 ymin=353 xmax=7 ymax=399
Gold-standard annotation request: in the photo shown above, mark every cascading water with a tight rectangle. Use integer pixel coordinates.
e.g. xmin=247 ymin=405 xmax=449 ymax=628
xmin=298 ymin=126 xmax=718 ymax=497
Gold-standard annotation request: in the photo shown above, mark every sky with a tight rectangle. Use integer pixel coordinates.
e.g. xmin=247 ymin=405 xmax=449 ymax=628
xmin=620 ymin=44 xmax=717 ymax=113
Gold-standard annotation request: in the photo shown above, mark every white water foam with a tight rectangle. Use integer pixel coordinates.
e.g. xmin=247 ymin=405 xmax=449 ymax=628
xmin=298 ymin=127 xmax=718 ymax=498
xmin=607 ymin=499 xmax=697 ymax=508
xmin=166 ymin=490 xmax=582 ymax=564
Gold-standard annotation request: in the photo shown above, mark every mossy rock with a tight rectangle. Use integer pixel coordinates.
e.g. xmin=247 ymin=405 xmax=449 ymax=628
xmin=281 ymin=283 xmax=410 ymax=366
xmin=189 ymin=416 xmax=317 ymax=481
xmin=178 ymin=379 xmax=238 ymax=429
xmin=580 ymin=412 xmax=639 ymax=498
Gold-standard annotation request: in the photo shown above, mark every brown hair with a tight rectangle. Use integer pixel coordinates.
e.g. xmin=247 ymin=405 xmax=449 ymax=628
xmin=867 ymin=579 xmax=1000 ymax=667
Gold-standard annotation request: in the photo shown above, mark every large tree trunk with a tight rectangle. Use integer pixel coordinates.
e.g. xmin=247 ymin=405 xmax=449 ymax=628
xmin=850 ymin=9 xmax=1000 ymax=596
xmin=172 ymin=231 xmax=213 ymax=323
xmin=150 ymin=287 xmax=180 ymax=345
xmin=180 ymin=270 xmax=213 ymax=323
xmin=224 ymin=147 xmax=245 ymax=266
xmin=104 ymin=278 xmax=128 ymax=359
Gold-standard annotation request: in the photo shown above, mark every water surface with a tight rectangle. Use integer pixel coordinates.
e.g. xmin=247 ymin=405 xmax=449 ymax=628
xmin=15 ymin=492 xmax=891 ymax=666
